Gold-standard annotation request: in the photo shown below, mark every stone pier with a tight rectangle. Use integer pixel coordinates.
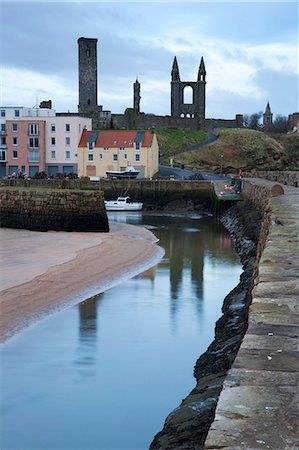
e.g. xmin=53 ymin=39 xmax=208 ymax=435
xmin=205 ymin=180 xmax=299 ymax=449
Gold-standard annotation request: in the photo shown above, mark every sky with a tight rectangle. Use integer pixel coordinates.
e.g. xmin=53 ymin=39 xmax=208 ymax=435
xmin=0 ymin=1 xmax=298 ymax=120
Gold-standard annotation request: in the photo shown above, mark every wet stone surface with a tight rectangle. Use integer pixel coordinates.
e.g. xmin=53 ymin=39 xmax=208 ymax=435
xmin=205 ymin=180 xmax=299 ymax=449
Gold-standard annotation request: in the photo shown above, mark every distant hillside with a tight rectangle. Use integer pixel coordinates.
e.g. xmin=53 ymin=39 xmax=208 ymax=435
xmin=156 ymin=129 xmax=207 ymax=159
xmin=167 ymin=128 xmax=297 ymax=173
xmin=268 ymin=133 xmax=299 ymax=170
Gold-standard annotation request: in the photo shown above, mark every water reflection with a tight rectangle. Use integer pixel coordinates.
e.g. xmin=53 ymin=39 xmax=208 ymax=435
xmin=1 ymin=213 xmax=242 ymax=450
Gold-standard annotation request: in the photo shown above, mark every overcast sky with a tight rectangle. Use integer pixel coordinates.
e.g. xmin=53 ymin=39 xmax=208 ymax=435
xmin=0 ymin=1 xmax=298 ymax=120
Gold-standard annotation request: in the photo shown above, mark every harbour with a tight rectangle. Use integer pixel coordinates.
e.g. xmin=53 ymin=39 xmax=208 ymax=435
xmin=0 ymin=212 xmax=242 ymax=450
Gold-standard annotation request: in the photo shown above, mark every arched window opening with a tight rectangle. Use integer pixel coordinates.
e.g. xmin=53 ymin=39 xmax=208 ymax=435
xmin=183 ymin=86 xmax=193 ymax=104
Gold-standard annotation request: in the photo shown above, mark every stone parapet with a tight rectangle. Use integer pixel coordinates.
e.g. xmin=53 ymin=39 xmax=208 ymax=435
xmin=247 ymin=170 xmax=299 ymax=187
xmin=205 ymin=180 xmax=299 ymax=449
xmin=0 ymin=187 xmax=109 ymax=232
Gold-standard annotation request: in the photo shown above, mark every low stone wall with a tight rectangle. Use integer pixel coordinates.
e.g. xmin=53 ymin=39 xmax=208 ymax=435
xmin=150 ymin=179 xmax=287 ymax=450
xmin=247 ymin=170 xmax=299 ymax=187
xmin=0 ymin=187 xmax=109 ymax=232
xmin=0 ymin=179 xmax=214 ymax=210
xmin=205 ymin=180 xmax=298 ymax=449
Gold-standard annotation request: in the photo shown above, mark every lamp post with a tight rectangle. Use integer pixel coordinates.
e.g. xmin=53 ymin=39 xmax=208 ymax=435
xmin=220 ymin=154 xmax=223 ymax=175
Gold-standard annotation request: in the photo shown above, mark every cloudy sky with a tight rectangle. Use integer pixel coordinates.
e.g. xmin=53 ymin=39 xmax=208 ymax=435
xmin=0 ymin=1 xmax=298 ymax=120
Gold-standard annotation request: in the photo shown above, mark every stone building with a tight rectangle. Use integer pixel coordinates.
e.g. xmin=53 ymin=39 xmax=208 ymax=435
xmin=77 ymin=129 xmax=159 ymax=179
xmin=78 ymin=37 xmax=111 ymax=129
xmin=170 ymin=56 xmax=206 ymax=128
xmin=77 ymin=37 xmax=243 ymax=131
xmin=263 ymin=101 xmax=273 ymax=126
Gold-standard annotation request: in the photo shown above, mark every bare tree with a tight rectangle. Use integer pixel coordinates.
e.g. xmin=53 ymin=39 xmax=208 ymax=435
xmin=270 ymin=115 xmax=289 ymax=133
xmin=249 ymin=111 xmax=262 ymax=130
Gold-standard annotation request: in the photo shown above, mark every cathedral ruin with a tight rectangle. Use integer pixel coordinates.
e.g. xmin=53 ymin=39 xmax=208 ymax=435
xmin=77 ymin=37 xmax=243 ymax=130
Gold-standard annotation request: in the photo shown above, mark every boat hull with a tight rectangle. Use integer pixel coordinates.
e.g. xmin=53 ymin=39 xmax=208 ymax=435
xmin=105 ymin=202 xmax=143 ymax=211
xmin=106 ymin=171 xmax=139 ymax=179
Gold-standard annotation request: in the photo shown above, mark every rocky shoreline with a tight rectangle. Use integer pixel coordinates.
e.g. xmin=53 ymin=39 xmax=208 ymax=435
xmin=150 ymin=201 xmax=269 ymax=450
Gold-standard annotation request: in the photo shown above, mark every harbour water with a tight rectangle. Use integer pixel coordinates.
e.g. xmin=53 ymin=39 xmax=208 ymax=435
xmin=0 ymin=213 xmax=242 ymax=450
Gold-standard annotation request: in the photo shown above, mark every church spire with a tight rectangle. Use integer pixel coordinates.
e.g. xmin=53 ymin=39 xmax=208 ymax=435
xmin=198 ymin=57 xmax=206 ymax=82
xmin=171 ymin=56 xmax=180 ymax=81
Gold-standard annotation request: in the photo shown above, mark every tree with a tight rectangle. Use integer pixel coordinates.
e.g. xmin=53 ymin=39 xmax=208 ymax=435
xmin=270 ymin=115 xmax=289 ymax=133
xmin=243 ymin=112 xmax=262 ymax=129
xmin=249 ymin=112 xmax=262 ymax=130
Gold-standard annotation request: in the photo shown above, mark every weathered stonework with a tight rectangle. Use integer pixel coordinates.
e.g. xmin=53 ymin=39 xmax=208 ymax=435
xmin=0 ymin=187 xmax=109 ymax=232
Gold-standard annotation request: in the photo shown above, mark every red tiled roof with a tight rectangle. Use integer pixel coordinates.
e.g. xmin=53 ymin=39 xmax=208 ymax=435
xmin=78 ymin=129 xmax=154 ymax=148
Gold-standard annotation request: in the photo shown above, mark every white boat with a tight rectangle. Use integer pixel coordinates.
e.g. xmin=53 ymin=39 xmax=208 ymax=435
xmin=106 ymin=166 xmax=139 ymax=179
xmin=104 ymin=196 xmax=143 ymax=211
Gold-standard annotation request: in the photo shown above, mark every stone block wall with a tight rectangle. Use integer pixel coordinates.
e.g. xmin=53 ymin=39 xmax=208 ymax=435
xmin=247 ymin=170 xmax=299 ymax=187
xmin=0 ymin=188 xmax=109 ymax=232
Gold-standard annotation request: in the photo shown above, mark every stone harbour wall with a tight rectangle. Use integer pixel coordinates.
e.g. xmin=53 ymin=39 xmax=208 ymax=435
xmin=150 ymin=178 xmax=296 ymax=450
xmin=247 ymin=170 xmax=299 ymax=188
xmin=0 ymin=187 xmax=109 ymax=232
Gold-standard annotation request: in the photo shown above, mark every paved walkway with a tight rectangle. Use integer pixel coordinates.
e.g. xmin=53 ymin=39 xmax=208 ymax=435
xmin=206 ymin=180 xmax=299 ymax=449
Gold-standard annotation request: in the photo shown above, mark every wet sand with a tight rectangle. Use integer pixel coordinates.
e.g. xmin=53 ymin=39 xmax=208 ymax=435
xmin=0 ymin=223 xmax=164 ymax=343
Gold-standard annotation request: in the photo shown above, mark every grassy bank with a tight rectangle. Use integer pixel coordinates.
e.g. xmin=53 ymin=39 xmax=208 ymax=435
xmin=171 ymin=128 xmax=296 ymax=172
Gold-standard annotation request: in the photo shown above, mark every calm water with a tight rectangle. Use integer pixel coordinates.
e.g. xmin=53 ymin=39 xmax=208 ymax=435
xmin=0 ymin=214 xmax=241 ymax=450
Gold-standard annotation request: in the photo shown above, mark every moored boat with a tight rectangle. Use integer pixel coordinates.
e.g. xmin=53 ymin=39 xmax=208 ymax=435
xmin=104 ymin=196 xmax=143 ymax=211
xmin=106 ymin=166 xmax=139 ymax=179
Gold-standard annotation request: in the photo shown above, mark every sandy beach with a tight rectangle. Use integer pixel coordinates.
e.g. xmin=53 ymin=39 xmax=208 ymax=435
xmin=0 ymin=223 xmax=164 ymax=343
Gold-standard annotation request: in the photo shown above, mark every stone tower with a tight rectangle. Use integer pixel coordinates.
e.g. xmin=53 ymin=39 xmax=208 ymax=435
xmin=78 ymin=37 xmax=98 ymax=113
xmin=171 ymin=56 xmax=206 ymax=125
xmin=133 ymin=78 xmax=141 ymax=113
xmin=263 ymin=101 xmax=273 ymax=126
xmin=77 ymin=37 xmax=111 ymax=129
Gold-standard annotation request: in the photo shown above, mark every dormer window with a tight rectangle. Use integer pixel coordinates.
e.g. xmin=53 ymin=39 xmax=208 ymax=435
xmin=88 ymin=142 xmax=93 ymax=151
xmin=113 ymin=140 xmax=117 ymax=144
xmin=124 ymin=140 xmax=127 ymax=144
xmin=135 ymin=142 xmax=140 ymax=150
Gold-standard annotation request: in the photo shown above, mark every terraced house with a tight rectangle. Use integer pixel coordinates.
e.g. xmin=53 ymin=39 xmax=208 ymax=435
xmin=1 ymin=105 xmax=92 ymax=177
xmin=77 ymin=129 xmax=159 ymax=179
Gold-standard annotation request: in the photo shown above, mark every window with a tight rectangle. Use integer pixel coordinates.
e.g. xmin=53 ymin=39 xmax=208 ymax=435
xmin=66 ymin=151 xmax=70 ymax=159
xmin=14 ymin=110 xmax=20 ymax=117
xmin=28 ymin=151 xmax=39 ymax=162
xmin=124 ymin=154 xmax=127 ymax=159
xmin=135 ymin=142 xmax=140 ymax=150
xmin=65 ymin=124 xmax=70 ymax=132
xmin=51 ymin=124 xmax=56 ymax=132
xmin=51 ymin=151 xmax=56 ymax=159
xmin=51 ymin=137 xmax=56 ymax=145
xmin=119 ymin=147 xmax=125 ymax=151
xmin=88 ymin=142 xmax=93 ymax=150
xmin=28 ymin=123 xmax=39 ymax=135
xmin=99 ymin=153 xmax=103 ymax=159
xmin=1 ymin=137 xmax=6 ymax=145
xmin=13 ymin=150 xmax=18 ymax=159
xmin=21 ymin=165 xmax=25 ymax=172
xmin=13 ymin=137 xmax=18 ymax=145
xmin=135 ymin=154 xmax=140 ymax=162
xmin=12 ymin=123 xmax=18 ymax=132
xmin=1 ymin=123 xmax=6 ymax=132
xmin=113 ymin=140 xmax=117 ymax=144
xmin=1 ymin=110 xmax=5 ymax=117
xmin=66 ymin=137 xmax=70 ymax=145
xmin=29 ymin=137 xmax=39 ymax=148
xmin=88 ymin=154 xmax=93 ymax=161
xmin=0 ymin=150 xmax=6 ymax=161
xmin=113 ymin=154 xmax=118 ymax=161
xmin=104 ymin=147 xmax=109 ymax=151
xmin=124 ymin=140 xmax=127 ymax=144
xmin=183 ymin=85 xmax=193 ymax=104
